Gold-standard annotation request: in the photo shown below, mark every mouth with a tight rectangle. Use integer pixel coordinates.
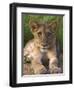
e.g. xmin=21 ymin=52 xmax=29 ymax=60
xmin=42 ymin=45 xmax=49 ymax=49
xmin=40 ymin=46 xmax=49 ymax=52
xmin=40 ymin=47 xmax=48 ymax=52
xmin=42 ymin=47 xmax=48 ymax=49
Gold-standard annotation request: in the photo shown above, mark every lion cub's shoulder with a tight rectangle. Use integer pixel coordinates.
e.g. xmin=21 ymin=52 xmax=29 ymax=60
xmin=24 ymin=39 xmax=38 ymax=56
xmin=24 ymin=39 xmax=35 ymax=52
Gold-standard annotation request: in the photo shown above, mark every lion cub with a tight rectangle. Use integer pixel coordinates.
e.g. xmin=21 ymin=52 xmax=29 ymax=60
xmin=24 ymin=20 xmax=61 ymax=74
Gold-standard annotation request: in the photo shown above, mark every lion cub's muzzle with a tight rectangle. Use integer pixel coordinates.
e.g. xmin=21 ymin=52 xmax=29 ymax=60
xmin=41 ymin=43 xmax=49 ymax=50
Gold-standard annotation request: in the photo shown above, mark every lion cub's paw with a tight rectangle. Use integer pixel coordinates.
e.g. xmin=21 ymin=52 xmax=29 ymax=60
xmin=39 ymin=67 xmax=48 ymax=74
xmin=34 ymin=65 xmax=47 ymax=74
xmin=50 ymin=67 xmax=62 ymax=74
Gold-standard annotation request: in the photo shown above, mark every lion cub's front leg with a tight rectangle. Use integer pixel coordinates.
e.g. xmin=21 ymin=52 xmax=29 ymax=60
xmin=47 ymin=50 xmax=61 ymax=74
xmin=49 ymin=57 xmax=61 ymax=73
xmin=31 ymin=60 xmax=47 ymax=74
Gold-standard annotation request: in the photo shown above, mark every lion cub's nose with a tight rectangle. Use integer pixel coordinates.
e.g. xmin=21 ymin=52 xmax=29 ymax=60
xmin=42 ymin=44 xmax=47 ymax=47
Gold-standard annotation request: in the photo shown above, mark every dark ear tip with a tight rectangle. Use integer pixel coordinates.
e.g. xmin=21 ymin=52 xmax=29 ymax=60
xmin=29 ymin=20 xmax=38 ymax=26
xmin=29 ymin=20 xmax=39 ymax=32
xmin=48 ymin=20 xmax=57 ymax=27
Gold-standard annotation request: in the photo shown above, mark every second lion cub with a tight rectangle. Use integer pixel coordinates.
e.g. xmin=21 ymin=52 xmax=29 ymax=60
xmin=24 ymin=20 xmax=61 ymax=74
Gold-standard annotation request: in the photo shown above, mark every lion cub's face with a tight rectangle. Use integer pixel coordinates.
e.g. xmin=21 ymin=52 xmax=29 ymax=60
xmin=29 ymin=21 xmax=57 ymax=50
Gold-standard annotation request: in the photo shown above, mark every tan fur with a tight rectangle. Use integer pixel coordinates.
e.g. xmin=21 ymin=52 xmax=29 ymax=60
xmin=24 ymin=21 xmax=61 ymax=74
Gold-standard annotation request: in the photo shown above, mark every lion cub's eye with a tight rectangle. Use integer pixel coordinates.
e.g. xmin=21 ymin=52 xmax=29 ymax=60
xmin=38 ymin=32 xmax=42 ymax=37
xmin=47 ymin=32 xmax=52 ymax=36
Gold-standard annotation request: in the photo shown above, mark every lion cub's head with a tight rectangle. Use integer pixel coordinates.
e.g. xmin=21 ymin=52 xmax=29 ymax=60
xmin=29 ymin=20 xmax=57 ymax=50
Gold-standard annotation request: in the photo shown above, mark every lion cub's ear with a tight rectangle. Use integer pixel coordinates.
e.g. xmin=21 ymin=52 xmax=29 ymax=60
xmin=29 ymin=21 xmax=39 ymax=33
xmin=48 ymin=21 xmax=57 ymax=32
